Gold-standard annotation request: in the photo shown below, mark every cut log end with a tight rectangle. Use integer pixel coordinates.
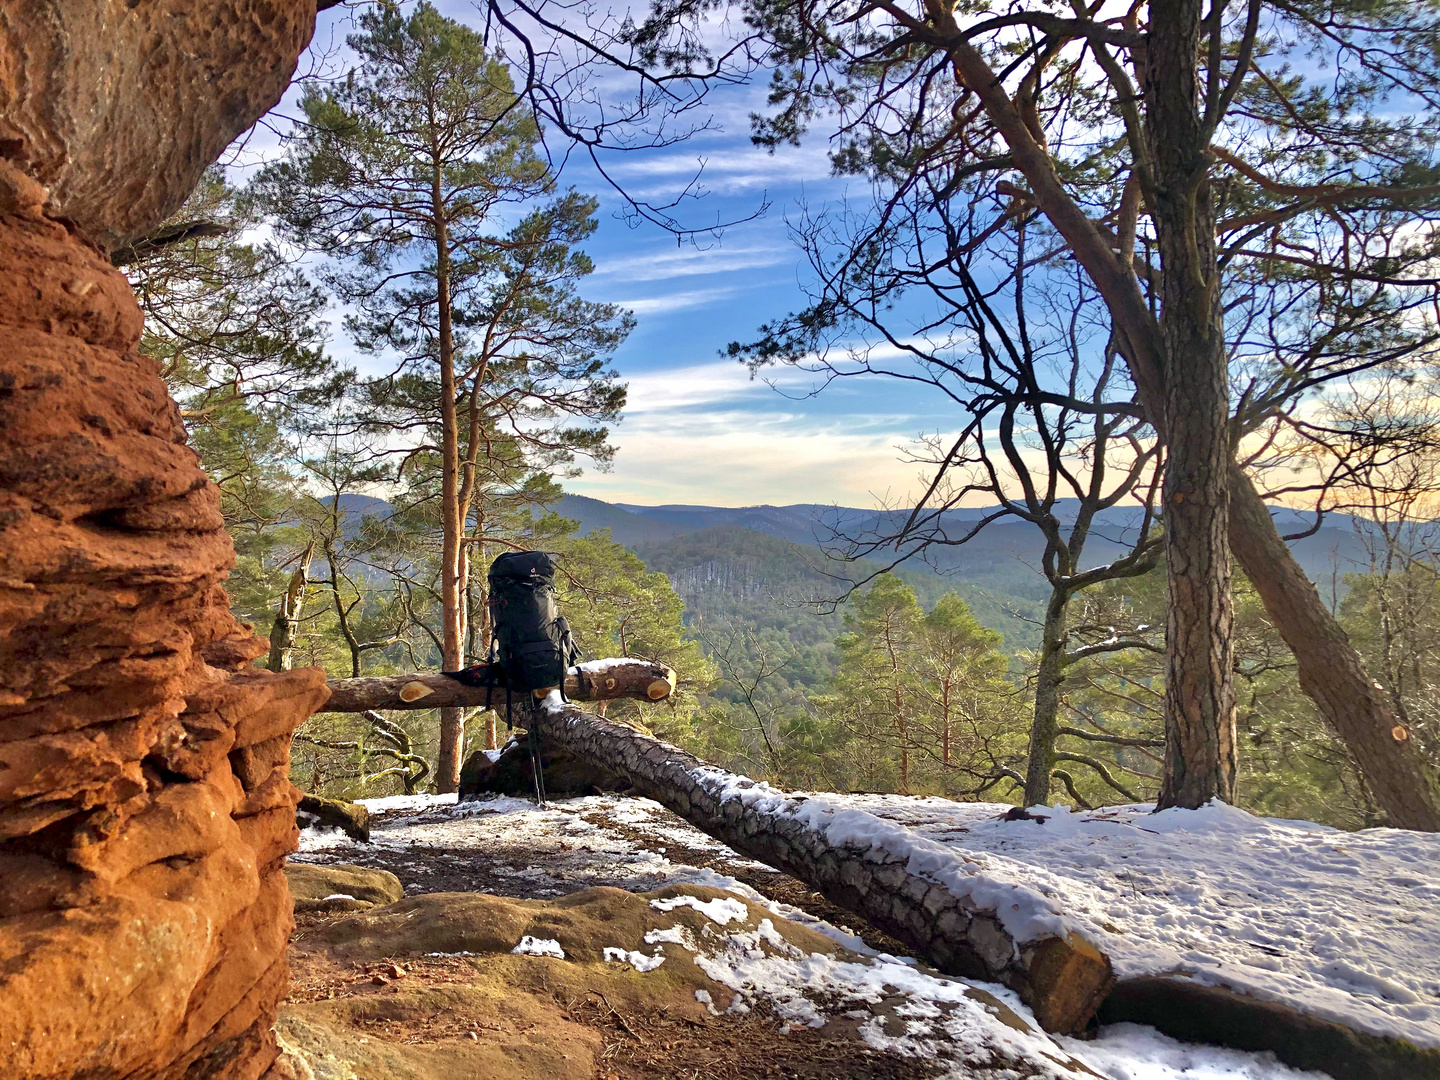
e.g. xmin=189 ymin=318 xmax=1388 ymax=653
xmin=399 ymin=681 xmax=434 ymax=703
xmin=646 ymin=678 xmax=674 ymax=701
xmin=1021 ymin=933 xmax=1115 ymax=1033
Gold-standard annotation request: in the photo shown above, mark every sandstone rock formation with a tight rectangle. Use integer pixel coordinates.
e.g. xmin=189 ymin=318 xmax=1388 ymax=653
xmin=0 ymin=0 xmax=321 ymax=250
xmin=0 ymin=3 xmax=326 ymax=1077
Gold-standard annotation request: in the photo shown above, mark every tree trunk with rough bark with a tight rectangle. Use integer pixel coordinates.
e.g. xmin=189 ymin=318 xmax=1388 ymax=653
xmin=1024 ymin=589 xmax=1069 ymax=807
xmin=943 ymin=5 xmax=1436 ymax=828
xmin=267 ymin=539 xmax=315 ymax=672
xmin=1146 ymin=0 xmax=1236 ymax=809
xmin=433 ymin=161 xmax=466 ymax=794
xmin=1228 ymin=466 xmax=1440 ymax=828
xmin=520 ymin=694 xmax=1115 ymax=1034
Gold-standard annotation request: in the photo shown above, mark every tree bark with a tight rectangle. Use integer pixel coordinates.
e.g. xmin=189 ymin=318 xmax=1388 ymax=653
xmin=521 ymin=695 xmax=1114 ymax=1034
xmin=1228 ymin=467 xmax=1440 ymax=828
xmin=433 ymin=158 xmax=465 ymax=794
xmin=267 ymin=539 xmax=315 ymax=672
xmin=321 ymin=658 xmax=678 ymax=713
xmin=941 ymin=12 xmax=1436 ymax=828
xmin=1024 ymin=589 xmax=1069 ymax=807
xmin=1146 ymin=0 xmax=1236 ymax=809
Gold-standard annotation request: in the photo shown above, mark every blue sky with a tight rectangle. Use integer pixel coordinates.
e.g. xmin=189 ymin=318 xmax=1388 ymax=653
xmin=241 ymin=2 xmax=969 ymax=509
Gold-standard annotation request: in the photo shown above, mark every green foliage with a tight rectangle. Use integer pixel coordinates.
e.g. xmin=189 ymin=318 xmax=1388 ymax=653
xmin=554 ymin=530 xmax=717 ymax=741
xmin=1339 ymin=557 xmax=1440 ymax=773
xmin=1055 ymin=566 xmax=1384 ymax=827
xmin=125 ymin=167 xmax=346 ymax=639
xmin=810 ymin=575 xmax=1021 ymax=796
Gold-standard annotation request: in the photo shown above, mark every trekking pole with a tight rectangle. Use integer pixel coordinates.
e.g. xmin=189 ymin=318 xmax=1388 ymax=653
xmin=527 ymin=720 xmax=547 ymax=807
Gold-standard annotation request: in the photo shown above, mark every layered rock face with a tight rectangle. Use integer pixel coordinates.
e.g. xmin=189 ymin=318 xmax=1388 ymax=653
xmin=0 ymin=0 xmax=321 ymax=250
xmin=0 ymin=2 xmax=325 ymax=1077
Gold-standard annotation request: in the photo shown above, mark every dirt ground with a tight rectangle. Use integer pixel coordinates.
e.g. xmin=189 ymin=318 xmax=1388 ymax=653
xmin=285 ymin=929 xmax=943 ymax=1080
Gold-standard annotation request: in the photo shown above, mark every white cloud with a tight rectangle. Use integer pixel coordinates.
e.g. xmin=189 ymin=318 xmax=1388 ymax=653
xmin=620 ymin=359 xmax=840 ymax=413
xmin=569 ymin=422 xmax=928 ymax=506
xmin=611 ymin=287 xmax=741 ymax=315
xmin=594 ymin=241 xmax=793 ymax=282
xmin=567 ymin=360 xmax=945 ymax=504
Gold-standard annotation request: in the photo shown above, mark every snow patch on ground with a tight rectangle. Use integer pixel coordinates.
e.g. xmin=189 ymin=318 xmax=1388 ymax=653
xmin=675 ymin=912 xmax=1314 ymax=1080
xmin=603 ymin=946 xmax=667 ymax=972
xmin=355 ymin=792 xmax=458 ymax=814
xmin=1056 ymin=1023 xmax=1331 ymax=1080
xmin=790 ymin=793 xmax=1440 ymax=1049
xmin=511 ymin=935 xmax=565 ymax=959
xmin=650 ymin=894 xmax=751 ymax=925
xmin=296 ymin=789 xmax=1418 ymax=1076
xmin=296 ymin=825 xmax=353 ymax=847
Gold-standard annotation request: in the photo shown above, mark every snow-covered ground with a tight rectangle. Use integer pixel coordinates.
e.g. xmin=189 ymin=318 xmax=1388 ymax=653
xmin=289 ymin=790 xmax=1437 ymax=1079
xmin=764 ymin=793 xmax=1440 ymax=1049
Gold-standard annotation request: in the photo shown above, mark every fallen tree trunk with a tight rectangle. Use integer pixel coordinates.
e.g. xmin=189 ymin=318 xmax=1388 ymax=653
xmin=321 ymin=659 xmax=677 ymax=714
xmin=521 ymin=692 xmax=1114 ymax=1034
xmin=1228 ymin=466 xmax=1440 ymax=831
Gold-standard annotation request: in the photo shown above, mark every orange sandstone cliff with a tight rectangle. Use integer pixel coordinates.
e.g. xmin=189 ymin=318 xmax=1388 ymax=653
xmin=0 ymin=3 xmax=328 ymax=1077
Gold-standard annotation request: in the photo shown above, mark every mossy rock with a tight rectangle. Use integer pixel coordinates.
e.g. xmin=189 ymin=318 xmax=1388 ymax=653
xmin=458 ymin=736 xmax=628 ymax=799
xmin=286 ymin=862 xmax=403 ymax=914
xmin=296 ymin=792 xmax=371 ymax=842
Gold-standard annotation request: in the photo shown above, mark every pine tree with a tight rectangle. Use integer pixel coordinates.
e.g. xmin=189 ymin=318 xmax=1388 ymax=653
xmin=254 ymin=1 xmax=625 ymax=788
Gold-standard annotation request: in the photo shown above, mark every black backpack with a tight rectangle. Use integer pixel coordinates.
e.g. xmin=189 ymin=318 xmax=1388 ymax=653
xmin=442 ymin=550 xmax=579 ymax=807
xmin=485 ymin=550 xmax=580 ymax=692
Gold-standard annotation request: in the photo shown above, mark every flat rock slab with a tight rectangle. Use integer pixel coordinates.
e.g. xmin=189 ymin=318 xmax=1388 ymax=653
xmin=286 ymin=863 xmax=403 ymax=913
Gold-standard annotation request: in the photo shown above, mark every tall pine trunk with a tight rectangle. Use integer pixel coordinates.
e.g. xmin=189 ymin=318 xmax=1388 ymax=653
xmin=433 ymin=164 xmax=466 ymax=793
xmin=943 ymin=0 xmax=1437 ymax=828
xmin=1148 ymin=0 xmax=1236 ymax=808
xmin=1024 ymin=589 xmax=1069 ymax=806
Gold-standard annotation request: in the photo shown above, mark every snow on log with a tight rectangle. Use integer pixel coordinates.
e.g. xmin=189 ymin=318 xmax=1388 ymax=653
xmin=524 ymin=693 xmax=1115 ymax=1034
xmin=321 ymin=659 xmax=677 ymax=713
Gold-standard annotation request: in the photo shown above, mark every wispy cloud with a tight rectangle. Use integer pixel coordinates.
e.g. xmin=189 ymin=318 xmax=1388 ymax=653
xmin=605 ymin=142 xmax=839 ymax=197
xmin=594 ymin=241 xmax=793 ymax=283
xmin=620 ymin=359 xmax=834 ymax=414
xmin=611 ymin=287 xmax=741 ymax=315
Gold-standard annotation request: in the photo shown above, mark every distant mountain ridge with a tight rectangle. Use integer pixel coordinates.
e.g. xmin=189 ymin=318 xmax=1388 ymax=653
xmin=563 ymin=494 xmax=1373 ymax=592
xmin=332 ymin=490 xmax=1376 ymax=593
xmin=319 ymin=491 xmax=1378 ymax=655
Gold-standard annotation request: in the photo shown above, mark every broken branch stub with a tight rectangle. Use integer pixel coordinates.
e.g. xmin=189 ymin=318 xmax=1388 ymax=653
xmin=321 ymin=659 xmax=676 ymax=714
xmin=521 ymin=696 xmax=1114 ymax=1035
